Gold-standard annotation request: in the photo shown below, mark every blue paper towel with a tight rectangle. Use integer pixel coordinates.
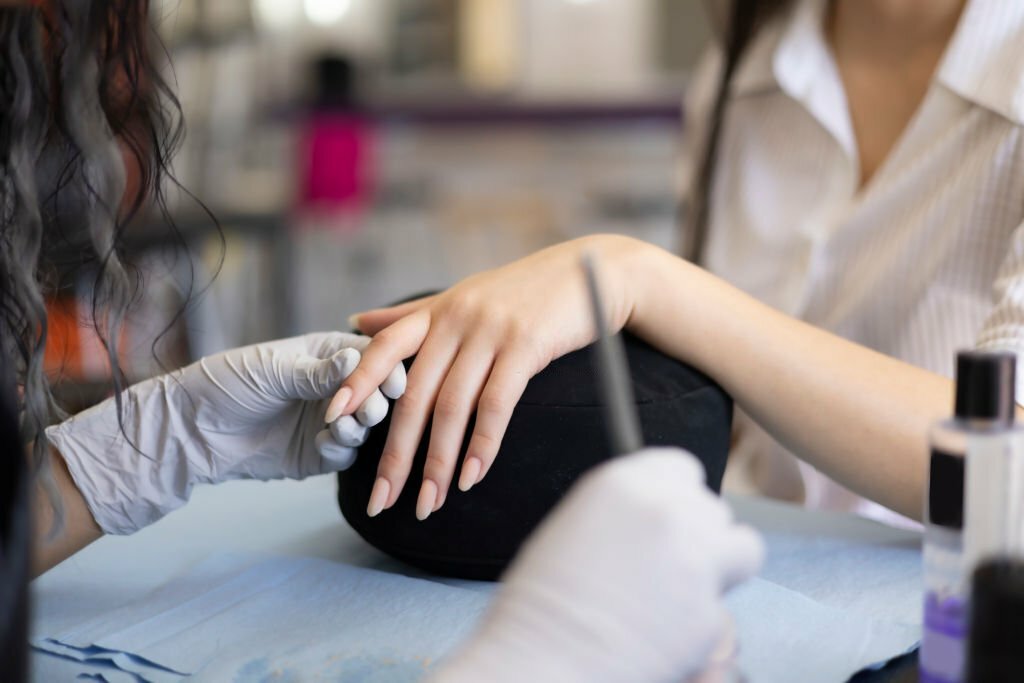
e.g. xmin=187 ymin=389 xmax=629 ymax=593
xmin=31 ymin=481 xmax=926 ymax=683
xmin=35 ymin=553 xmax=491 ymax=681
xmin=727 ymin=577 xmax=919 ymax=681
xmin=34 ymin=539 xmax=920 ymax=683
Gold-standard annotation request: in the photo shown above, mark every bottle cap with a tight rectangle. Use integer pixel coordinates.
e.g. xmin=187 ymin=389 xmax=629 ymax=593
xmin=955 ymin=352 xmax=1016 ymax=423
xmin=967 ymin=558 xmax=1024 ymax=682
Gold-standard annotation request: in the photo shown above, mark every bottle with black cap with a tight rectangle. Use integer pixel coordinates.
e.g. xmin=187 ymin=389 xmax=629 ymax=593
xmin=921 ymin=351 xmax=1016 ymax=683
xmin=966 ymin=559 xmax=1024 ymax=683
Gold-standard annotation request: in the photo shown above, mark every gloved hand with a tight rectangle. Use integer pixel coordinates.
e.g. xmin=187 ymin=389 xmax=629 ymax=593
xmin=428 ymin=448 xmax=764 ymax=683
xmin=46 ymin=332 xmax=405 ymax=535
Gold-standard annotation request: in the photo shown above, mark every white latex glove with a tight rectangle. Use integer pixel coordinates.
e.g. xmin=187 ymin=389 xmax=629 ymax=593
xmin=429 ymin=448 xmax=764 ymax=683
xmin=46 ymin=332 xmax=406 ymax=535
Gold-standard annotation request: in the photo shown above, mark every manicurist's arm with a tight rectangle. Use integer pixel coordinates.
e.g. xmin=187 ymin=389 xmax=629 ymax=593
xmin=337 ymin=234 xmax=970 ymax=521
xmin=32 ymin=448 xmax=102 ymax=576
xmin=30 ymin=333 xmax=407 ymax=577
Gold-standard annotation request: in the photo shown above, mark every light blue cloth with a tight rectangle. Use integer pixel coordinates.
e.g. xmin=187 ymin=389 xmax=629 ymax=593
xmin=36 ymin=553 xmax=490 ymax=681
xmin=32 ymin=478 xmax=924 ymax=682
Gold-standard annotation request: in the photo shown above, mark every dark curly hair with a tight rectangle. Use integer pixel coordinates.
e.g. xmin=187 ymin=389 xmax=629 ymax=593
xmin=1 ymin=3 xmax=196 ymax=675
xmin=0 ymin=0 xmax=187 ymax=508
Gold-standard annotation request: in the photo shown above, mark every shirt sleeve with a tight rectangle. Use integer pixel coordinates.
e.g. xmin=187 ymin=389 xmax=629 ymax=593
xmin=975 ymin=219 xmax=1024 ymax=405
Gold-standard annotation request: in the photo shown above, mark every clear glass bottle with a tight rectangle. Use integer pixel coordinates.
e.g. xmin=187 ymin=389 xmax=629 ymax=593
xmin=921 ymin=352 xmax=1016 ymax=683
xmin=922 ymin=421 xmax=970 ymax=683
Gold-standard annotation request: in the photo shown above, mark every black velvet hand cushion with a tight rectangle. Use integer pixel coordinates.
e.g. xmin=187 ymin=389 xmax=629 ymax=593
xmin=337 ymin=329 xmax=732 ymax=580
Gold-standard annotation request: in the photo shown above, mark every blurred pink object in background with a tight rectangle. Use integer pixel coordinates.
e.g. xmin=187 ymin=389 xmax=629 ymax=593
xmin=297 ymin=112 xmax=374 ymax=220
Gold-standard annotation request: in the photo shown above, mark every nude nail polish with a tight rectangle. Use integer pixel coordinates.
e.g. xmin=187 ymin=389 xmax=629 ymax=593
xmin=326 ymin=386 xmax=353 ymax=423
xmin=416 ymin=480 xmax=438 ymax=521
xmin=367 ymin=477 xmax=390 ymax=517
xmin=459 ymin=457 xmax=482 ymax=492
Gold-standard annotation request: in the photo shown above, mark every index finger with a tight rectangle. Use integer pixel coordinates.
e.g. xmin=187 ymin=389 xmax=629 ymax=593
xmin=351 ymin=295 xmax=437 ymax=336
xmin=325 ymin=311 xmax=430 ymax=422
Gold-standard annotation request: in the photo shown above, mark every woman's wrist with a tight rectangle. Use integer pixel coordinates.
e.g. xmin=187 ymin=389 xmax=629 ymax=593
xmin=588 ymin=234 xmax=664 ymax=335
xmin=623 ymin=243 xmax=722 ymax=366
xmin=32 ymin=445 xmax=103 ymax=576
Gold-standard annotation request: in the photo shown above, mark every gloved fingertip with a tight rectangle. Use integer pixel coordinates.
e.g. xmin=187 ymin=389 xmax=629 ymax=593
xmin=316 ymin=429 xmax=358 ymax=471
xmin=381 ymin=365 xmax=407 ymax=400
xmin=333 ymin=347 xmax=362 ymax=378
xmin=356 ymin=391 xmax=388 ymax=427
xmin=719 ymin=525 xmax=766 ymax=591
xmin=329 ymin=414 xmax=370 ymax=447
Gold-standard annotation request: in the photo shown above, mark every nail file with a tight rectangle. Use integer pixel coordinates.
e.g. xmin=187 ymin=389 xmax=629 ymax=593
xmin=581 ymin=252 xmax=644 ymax=456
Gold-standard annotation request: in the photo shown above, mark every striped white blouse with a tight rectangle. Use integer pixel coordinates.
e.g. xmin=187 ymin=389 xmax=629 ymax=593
xmin=681 ymin=0 xmax=1024 ymax=524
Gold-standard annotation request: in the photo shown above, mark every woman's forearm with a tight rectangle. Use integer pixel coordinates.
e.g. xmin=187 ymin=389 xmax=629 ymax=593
xmin=32 ymin=447 xmax=102 ymax=577
xmin=626 ymin=244 xmax=951 ymax=520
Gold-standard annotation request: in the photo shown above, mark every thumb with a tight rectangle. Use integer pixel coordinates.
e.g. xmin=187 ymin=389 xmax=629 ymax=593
xmin=350 ymin=295 xmax=435 ymax=335
xmin=286 ymin=347 xmax=362 ymax=400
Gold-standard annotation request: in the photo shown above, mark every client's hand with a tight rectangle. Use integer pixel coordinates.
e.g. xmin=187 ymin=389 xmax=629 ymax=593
xmin=330 ymin=234 xmax=652 ymax=519
xmin=428 ymin=449 xmax=764 ymax=683
xmin=46 ymin=333 xmax=406 ymax=535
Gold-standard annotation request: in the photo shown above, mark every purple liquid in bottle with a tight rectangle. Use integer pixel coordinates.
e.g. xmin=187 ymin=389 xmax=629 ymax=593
xmin=921 ymin=591 xmax=967 ymax=683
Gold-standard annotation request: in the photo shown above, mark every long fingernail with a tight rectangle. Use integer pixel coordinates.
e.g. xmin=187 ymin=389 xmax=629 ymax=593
xmin=416 ymin=480 xmax=438 ymax=521
xmin=325 ymin=386 xmax=353 ymax=423
xmin=347 ymin=313 xmax=361 ymax=331
xmin=459 ymin=457 xmax=482 ymax=492
xmin=367 ymin=477 xmax=390 ymax=517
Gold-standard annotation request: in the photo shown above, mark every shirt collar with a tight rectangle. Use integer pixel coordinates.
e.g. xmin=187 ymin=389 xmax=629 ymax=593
xmin=731 ymin=0 xmax=857 ymax=158
xmin=732 ymin=0 xmax=1024 ymax=126
xmin=936 ymin=0 xmax=1024 ymax=125
xmin=730 ymin=0 xmax=829 ymax=99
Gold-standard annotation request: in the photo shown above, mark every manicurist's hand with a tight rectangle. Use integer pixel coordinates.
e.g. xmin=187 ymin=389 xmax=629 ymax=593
xmin=46 ymin=332 xmax=405 ymax=536
xmin=331 ymin=234 xmax=651 ymax=519
xmin=428 ymin=449 xmax=764 ymax=683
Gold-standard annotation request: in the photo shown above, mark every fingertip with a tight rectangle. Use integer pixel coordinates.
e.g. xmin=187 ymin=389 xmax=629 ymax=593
xmin=458 ymin=456 xmax=482 ymax=492
xmin=355 ymin=390 xmax=388 ymax=427
xmin=416 ymin=479 xmax=438 ymax=521
xmin=348 ymin=313 xmax=362 ymax=331
xmin=315 ymin=430 xmax=357 ymax=471
xmin=720 ymin=525 xmax=766 ymax=590
xmin=433 ymin=485 xmax=448 ymax=512
xmin=325 ymin=386 xmax=353 ymax=423
xmin=329 ymin=415 xmax=370 ymax=447
xmin=367 ymin=477 xmax=390 ymax=517
xmin=381 ymin=364 xmax=407 ymax=400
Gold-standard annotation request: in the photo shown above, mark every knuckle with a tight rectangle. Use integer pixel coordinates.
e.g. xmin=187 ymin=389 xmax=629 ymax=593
xmin=371 ymin=327 xmax=396 ymax=346
xmin=469 ymin=430 xmax=501 ymax=457
xmin=503 ymin=316 xmax=532 ymax=342
xmin=378 ymin=449 xmax=407 ymax=474
xmin=518 ymin=337 xmax=547 ymax=371
xmin=441 ymin=295 xmax=480 ymax=327
xmin=433 ymin=392 xmax=463 ymax=419
xmin=346 ymin=365 xmax=372 ymax=390
xmin=423 ymin=451 xmax=453 ymax=474
xmin=477 ymin=307 xmax=513 ymax=335
xmin=477 ymin=392 xmax=509 ymax=418
xmin=396 ymin=387 xmax=425 ymax=413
